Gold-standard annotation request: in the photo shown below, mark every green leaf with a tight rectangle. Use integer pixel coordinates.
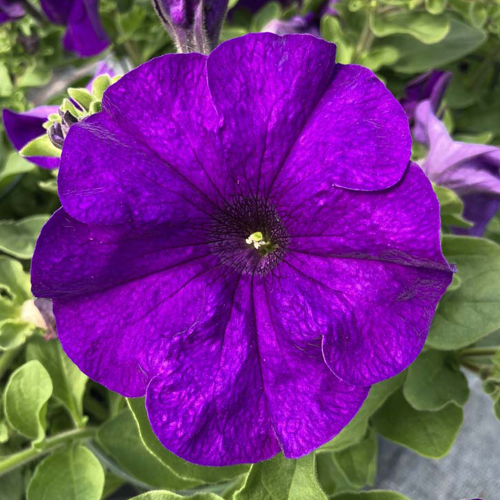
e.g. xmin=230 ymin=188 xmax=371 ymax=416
xmin=0 ymin=216 xmax=49 ymax=260
xmin=425 ymin=0 xmax=446 ymax=14
xmin=0 ymin=320 xmax=33 ymax=350
xmin=0 ymin=63 xmax=13 ymax=97
xmin=127 ymin=398 xmax=249 ymax=484
xmin=130 ymin=492 xmax=223 ymax=500
xmin=16 ymin=67 xmax=52 ymax=89
xmin=91 ymin=74 xmax=113 ymax=101
xmin=390 ymin=18 xmax=486 ymax=73
xmin=26 ymin=336 xmax=87 ymax=427
xmin=403 ymin=349 xmax=469 ymax=411
xmin=3 ymin=360 xmax=53 ymax=442
xmin=0 ymin=153 xmax=35 ymax=184
xmin=0 ymin=469 xmax=23 ymax=500
xmin=97 ymin=410 xmax=201 ymax=490
xmin=333 ymin=429 xmax=378 ymax=489
xmin=372 ymin=390 xmax=463 ymax=458
xmin=357 ymin=46 xmax=399 ymax=71
xmin=27 ymin=445 xmax=105 ymax=500
xmin=321 ymin=373 xmax=405 ymax=452
xmin=370 ymin=11 xmax=449 ymax=44
xmin=433 ymin=185 xmax=473 ymax=229
xmin=234 ymin=453 xmax=327 ymax=500
xmin=19 ymin=135 xmax=61 ymax=159
xmin=332 ymin=491 xmax=410 ymax=499
xmin=427 ymin=236 xmax=500 ymax=350
xmin=252 ymin=2 xmax=282 ymax=32
xmin=67 ymin=88 xmax=93 ymax=112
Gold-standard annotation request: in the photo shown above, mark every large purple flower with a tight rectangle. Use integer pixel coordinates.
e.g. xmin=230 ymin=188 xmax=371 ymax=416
xmin=40 ymin=0 xmax=109 ymax=57
xmin=32 ymin=34 xmax=453 ymax=466
xmin=416 ymin=100 xmax=500 ymax=236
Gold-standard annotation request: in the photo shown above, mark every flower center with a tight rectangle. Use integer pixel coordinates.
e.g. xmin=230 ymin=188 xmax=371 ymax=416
xmin=208 ymin=196 xmax=288 ymax=275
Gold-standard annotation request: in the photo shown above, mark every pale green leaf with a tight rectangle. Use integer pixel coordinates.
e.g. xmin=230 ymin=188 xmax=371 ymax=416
xmin=0 ymin=216 xmax=49 ymax=259
xmin=92 ymin=74 xmax=113 ymax=101
xmin=0 ymin=153 xmax=35 ymax=184
xmin=425 ymin=0 xmax=446 ymax=14
xmin=427 ymin=236 xmax=500 ymax=350
xmin=332 ymin=491 xmax=410 ymax=499
xmin=0 ymin=320 xmax=33 ymax=350
xmin=127 ymin=398 xmax=249 ymax=484
xmin=234 ymin=453 xmax=327 ymax=500
xmin=27 ymin=336 xmax=87 ymax=427
xmin=19 ymin=135 xmax=61 ymax=159
xmin=67 ymin=88 xmax=93 ymax=111
xmin=390 ymin=18 xmax=486 ymax=73
xmin=4 ymin=360 xmax=53 ymax=442
xmin=130 ymin=492 xmax=223 ymax=500
xmin=252 ymin=2 xmax=282 ymax=32
xmin=403 ymin=349 xmax=469 ymax=411
xmin=433 ymin=184 xmax=473 ymax=229
xmin=0 ymin=63 xmax=13 ymax=97
xmin=27 ymin=445 xmax=104 ymax=500
xmin=97 ymin=410 xmax=200 ymax=490
xmin=372 ymin=390 xmax=463 ymax=458
xmin=370 ymin=11 xmax=449 ymax=44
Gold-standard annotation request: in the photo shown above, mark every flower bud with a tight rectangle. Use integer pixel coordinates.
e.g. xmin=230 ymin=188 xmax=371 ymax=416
xmin=152 ymin=0 xmax=229 ymax=53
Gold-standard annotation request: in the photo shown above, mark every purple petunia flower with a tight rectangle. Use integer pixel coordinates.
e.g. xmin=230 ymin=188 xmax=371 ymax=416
xmin=40 ymin=0 xmax=109 ymax=57
xmin=31 ymin=34 xmax=453 ymax=466
xmin=415 ymin=100 xmax=500 ymax=236
xmin=2 ymin=61 xmax=115 ymax=169
xmin=400 ymin=70 xmax=451 ymax=128
xmin=0 ymin=0 xmax=24 ymax=24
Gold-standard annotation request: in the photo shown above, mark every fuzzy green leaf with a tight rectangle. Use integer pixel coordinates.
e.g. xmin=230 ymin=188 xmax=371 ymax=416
xmin=27 ymin=445 xmax=104 ymax=500
xmin=0 ymin=216 xmax=49 ymax=260
xmin=332 ymin=491 xmax=410 ymax=499
xmin=372 ymin=390 xmax=463 ymax=458
xmin=427 ymin=236 xmax=500 ymax=350
xmin=67 ymin=88 xmax=93 ymax=111
xmin=97 ymin=410 xmax=201 ymax=490
xmin=403 ymin=349 xmax=469 ymax=411
xmin=4 ymin=360 xmax=53 ymax=442
xmin=0 ymin=153 xmax=35 ymax=184
xmin=19 ymin=135 xmax=61 ymax=159
xmin=130 ymin=493 xmax=223 ymax=500
xmin=92 ymin=74 xmax=113 ymax=101
xmin=27 ymin=336 xmax=87 ymax=427
xmin=234 ymin=453 xmax=327 ymax=500
xmin=370 ymin=11 xmax=449 ymax=44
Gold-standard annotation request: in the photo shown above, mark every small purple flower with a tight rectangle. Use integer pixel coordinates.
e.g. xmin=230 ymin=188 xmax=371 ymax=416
xmin=32 ymin=34 xmax=453 ymax=465
xmin=416 ymin=100 xmax=500 ymax=236
xmin=2 ymin=61 xmax=115 ymax=169
xmin=0 ymin=0 xmax=24 ymax=24
xmin=40 ymin=0 xmax=109 ymax=57
xmin=2 ymin=106 xmax=60 ymax=169
xmin=400 ymin=70 xmax=451 ymax=130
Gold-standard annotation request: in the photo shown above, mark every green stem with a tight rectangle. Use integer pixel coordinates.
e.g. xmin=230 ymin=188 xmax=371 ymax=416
xmin=354 ymin=12 xmax=375 ymax=61
xmin=460 ymin=347 xmax=500 ymax=358
xmin=0 ymin=427 xmax=96 ymax=477
xmin=0 ymin=347 xmax=22 ymax=381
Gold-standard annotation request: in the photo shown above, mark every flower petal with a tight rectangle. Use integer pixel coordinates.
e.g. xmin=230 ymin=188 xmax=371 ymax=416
xmin=272 ymin=63 xmax=411 ymax=194
xmin=452 ymin=193 xmax=500 ymax=237
xmin=52 ymin=256 xmax=225 ymax=397
xmin=2 ymin=107 xmax=60 ymax=169
xmin=59 ymin=111 xmax=214 ymax=225
xmin=32 ymin=208 xmax=211 ymax=298
xmin=101 ymin=52 xmax=223 ymax=204
xmin=279 ymin=163 xmax=450 ymax=270
xmin=146 ymin=274 xmax=281 ymax=466
xmin=253 ymin=275 xmax=369 ymax=458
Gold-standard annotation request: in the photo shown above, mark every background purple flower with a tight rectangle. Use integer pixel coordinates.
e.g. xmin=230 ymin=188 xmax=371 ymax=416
xmin=2 ymin=106 xmax=60 ymax=169
xmin=416 ymin=100 xmax=500 ymax=236
xmin=32 ymin=33 xmax=452 ymax=466
xmin=0 ymin=0 xmax=24 ymax=24
xmin=263 ymin=14 xmax=320 ymax=37
xmin=40 ymin=0 xmax=109 ymax=57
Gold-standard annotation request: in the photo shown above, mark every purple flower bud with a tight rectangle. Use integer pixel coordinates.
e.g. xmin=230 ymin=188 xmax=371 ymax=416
xmin=40 ymin=0 xmax=109 ymax=57
xmin=0 ymin=0 xmax=25 ymax=24
xmin=153 ymin=0 xmax=229 ymax=53
xmin=48 ymin=122 xmax=65 ymax=149
xmin=416 ymin=100 xmax=500 ymax=236
xmin=400 ymin=70 xmax=452 ymax=125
